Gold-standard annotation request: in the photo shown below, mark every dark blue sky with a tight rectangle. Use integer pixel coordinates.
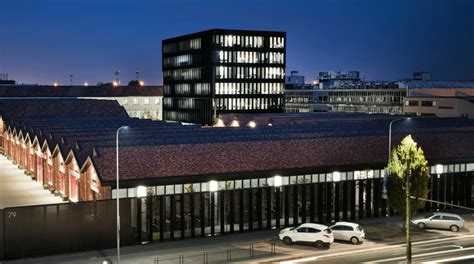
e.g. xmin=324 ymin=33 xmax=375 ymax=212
xmin=1 ymin=0 xmax=473 ymax=85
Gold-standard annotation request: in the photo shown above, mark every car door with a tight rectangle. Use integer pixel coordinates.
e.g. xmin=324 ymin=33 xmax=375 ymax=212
xmin=428 ymin=215 xmax=442 ymax=228
xmin=440 ymin=216 xmax=455 ymax=230
xmin=331 ymin=225 xmax=344 ymax=240
xmin=305 ymin=227 xmax=321 ymax=242
xmin=294 ymin=227 xmax=307 ymax=242
xmin=341 ymin=225 xmax=353 ymax=241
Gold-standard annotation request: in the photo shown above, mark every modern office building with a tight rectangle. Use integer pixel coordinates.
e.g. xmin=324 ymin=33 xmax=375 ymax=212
xmin=285 ymin=70 xmax=305 ymax=88
xmin=285 ymin=82 xmax=405 ymax=114
xmin=162 ymin=29 xmax=286 ymax=125
xmin=317 ymin=70 xmax=361 ymax=89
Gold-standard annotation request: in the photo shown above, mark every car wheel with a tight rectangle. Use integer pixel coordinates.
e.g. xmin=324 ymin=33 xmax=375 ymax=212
xmin=450 ymin=225 xmax=460 ymax=232
xmin=350 ymin=236 xmax=360 ymax=244
xmin=283 ymin=237 xmax=293 ymax=245
xmin=315 ymin=240 xmax=325 ymax=249
xmin=417 ymin=222 xmax=426 ymax=229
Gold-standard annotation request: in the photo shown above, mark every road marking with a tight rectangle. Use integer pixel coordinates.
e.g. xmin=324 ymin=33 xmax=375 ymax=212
xmin=372 ymin=247 xmax=474 ymax=263
xmin=273 ymin=234 xmax=474 ymax=263
xmin=424 ymin=255 xmax=474 ymax=263
xmin=280 ymin=256 xmax=318 ymax=263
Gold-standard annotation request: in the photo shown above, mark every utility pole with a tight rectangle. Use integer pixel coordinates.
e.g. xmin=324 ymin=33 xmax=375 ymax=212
xmin=70 ymin=74 xmax=74 ymax=86
xmin=406 ymin=158 xmax=412 ymax=263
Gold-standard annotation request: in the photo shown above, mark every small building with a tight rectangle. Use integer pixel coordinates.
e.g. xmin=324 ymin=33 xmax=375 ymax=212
xmin=162 ymin=29 xmax=286 ymax=125
xmin=401 ymin=81 xmax=474 ymax=118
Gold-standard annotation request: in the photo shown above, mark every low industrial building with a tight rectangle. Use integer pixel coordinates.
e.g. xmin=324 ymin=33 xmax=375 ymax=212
xmin=1 ymin=99 xmax=474 ymax=244
xmin=0 ymin=84 xmax=163 ymax=120
xmin=402 ymin=82 xmax=474 ymax=118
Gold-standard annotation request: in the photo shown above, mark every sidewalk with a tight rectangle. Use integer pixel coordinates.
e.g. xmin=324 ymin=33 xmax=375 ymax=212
xmin=0 ymin=155 xmax=64 ymax=209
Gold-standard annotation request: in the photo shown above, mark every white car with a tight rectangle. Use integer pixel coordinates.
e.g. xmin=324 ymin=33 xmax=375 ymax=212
xmin=329 ymin=222 xmax=365 ymax=244
xmin=279 ymin=223 xmax=334 ymax=249
xmin=412 ymin=212 xmax=464 ymax=232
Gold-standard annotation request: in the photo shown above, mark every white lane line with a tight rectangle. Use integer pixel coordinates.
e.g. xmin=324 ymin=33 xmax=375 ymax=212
xmin=425 ymin=255 xmax=474 ymax=263
xmin=280 ymin=256 xmax=318 ymax=263
xmin=372 ymin=247 xmax=474 ymax=263
xmin=276 ymin=234 xmax=474 ymax=263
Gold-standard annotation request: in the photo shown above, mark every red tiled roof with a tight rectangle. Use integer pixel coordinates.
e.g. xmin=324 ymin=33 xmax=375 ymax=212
xmin=0 ymin=99 xmax=129 ymax=119
xmin=93 ymin=131 xmax=474 ymax=183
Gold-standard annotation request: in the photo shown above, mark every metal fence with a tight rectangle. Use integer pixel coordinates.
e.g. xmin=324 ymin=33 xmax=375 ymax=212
xmin=153 ymin=243 xmax=277 ymax=264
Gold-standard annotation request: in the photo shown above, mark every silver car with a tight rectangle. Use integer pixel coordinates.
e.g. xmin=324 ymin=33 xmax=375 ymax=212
xmin=412 ymin=212 xmax=464 ymax=232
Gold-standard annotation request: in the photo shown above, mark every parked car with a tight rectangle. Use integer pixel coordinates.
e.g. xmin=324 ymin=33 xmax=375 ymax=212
xmin=412 ymin=212 xmax=464 ymax=232
xmin=279 ymin=223 xmax=334 ymax=249
xmin=328 ymin=222 xmax=365 ymax=244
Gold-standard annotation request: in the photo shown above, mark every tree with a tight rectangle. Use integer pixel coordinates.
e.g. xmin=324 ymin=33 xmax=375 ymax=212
xmin=387 ymin=134 xmax=430 ymax=263
xmin=387 ymin=135 xmax=430 ymax=215
xmin=128 ymin=80 xmax=140 ymax=87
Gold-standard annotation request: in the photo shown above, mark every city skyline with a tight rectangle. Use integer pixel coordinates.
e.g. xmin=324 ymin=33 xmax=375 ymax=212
xmin=1 ymin=0 xmax=473 ymax=85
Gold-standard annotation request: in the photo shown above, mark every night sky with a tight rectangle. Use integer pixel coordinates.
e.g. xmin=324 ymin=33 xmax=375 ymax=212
xmin=1 ymin=0 xmax=473 ymax=85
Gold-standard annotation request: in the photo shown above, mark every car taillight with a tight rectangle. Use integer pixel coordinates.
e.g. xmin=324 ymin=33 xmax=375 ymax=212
xmin=323 ymin=234 xmax=330 ymax=238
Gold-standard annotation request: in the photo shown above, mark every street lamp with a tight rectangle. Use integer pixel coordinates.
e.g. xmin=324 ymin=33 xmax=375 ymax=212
xmin=383 ymin=117 xmax=411 ymax=200
xmin=116 ymin=125 xmax=129 ymax=264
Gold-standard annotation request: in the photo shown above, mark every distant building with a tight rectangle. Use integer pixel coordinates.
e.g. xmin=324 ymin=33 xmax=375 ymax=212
xmin=413 ymin=72 xmax=431 ymax=81
xmin=317 ymin=70 xmax=361 ymax=89
xmin=285 ymin=71 xmax=305 ymax=86
xmin=0 ymin=84 xmax=163 ymax=120
xmin=285 ymin=82 xmax=404 ymax=114
xmin=162 ymin=29 xmax=286 ymax=125
xmin=402 ymin=80 xmax=474 ymax=118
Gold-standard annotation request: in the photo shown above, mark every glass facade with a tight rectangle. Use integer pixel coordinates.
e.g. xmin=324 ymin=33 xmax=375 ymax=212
xmin=163 ymin=29 xmax=286 ymax=125
xmin=285 ymin=89 xmax=406 ymax=114
xmin=111 ymin=162 xmax=474 ymax=243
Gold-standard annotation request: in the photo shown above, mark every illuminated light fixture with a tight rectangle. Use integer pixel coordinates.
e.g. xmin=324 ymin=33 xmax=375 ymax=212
xmin=274 ymin=175 xmax=282 ymax=187
xmin=247 ymin=120 xmax=256 ymax=128
xmin=229 ymin=119 xmax=239 ymax=127
xmin=268 ymin=123 xmax=273 ymax=127
xmin=209 ymin=180 xmax=218 ymax=192
xmin=137 ymin=186 xmax=147 ymax=198
xmin=213 ymin=118 xmax=225 ymax=127
xmin=139 ymin=81 xmax=145 ymax=86
xmin=333 ymin=171 xmax=341 ymax=182
xmin=53 ymin=82 xmax=59 ymax=87
xmin=112 ymin=81 xmax=118 ymax=87
xmin=84 ymin=82 xmax=89 ymax=86
xmin=435 ymin=164 xmax=443 ymax=175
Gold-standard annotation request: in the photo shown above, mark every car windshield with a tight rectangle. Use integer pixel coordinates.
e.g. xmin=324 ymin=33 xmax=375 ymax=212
xmin=324 ymin=228 xmax=332 ymax=234
xmin=357 ymin=225 xmax=363 ymax=232
xmin=424 ymin=213 xmax=434 ymax=219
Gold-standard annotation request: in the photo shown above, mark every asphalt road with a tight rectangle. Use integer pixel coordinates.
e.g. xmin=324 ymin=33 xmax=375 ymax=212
xmin=276 ymin=234 xmax=474 ymax=263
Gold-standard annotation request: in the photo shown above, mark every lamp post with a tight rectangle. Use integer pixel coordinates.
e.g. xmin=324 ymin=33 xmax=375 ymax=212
xmin=383 ymin=117 xmax=411 ymax=200
xmin=116 ymin=125 xmax=128 ymax=264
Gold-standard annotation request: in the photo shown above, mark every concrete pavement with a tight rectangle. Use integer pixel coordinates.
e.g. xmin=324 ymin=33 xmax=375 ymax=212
xmin=0 ymin=154 xmax=64 ymax=209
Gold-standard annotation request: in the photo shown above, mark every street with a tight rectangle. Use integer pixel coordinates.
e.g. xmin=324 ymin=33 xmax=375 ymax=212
xmin=6 ymin=213 xmax=474 ymax=263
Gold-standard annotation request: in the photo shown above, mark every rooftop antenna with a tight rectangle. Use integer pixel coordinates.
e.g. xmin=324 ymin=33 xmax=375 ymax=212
xmin=136 ymin=70 xmax=140 ymax=80
xmin=70 ymin=74 xmax=74 ymax=86
xmin=114 ymin=70 xmax=120 ymax=84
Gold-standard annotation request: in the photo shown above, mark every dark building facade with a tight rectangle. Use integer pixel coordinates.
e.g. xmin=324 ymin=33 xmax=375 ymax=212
xmin=163 ymin=29 xmax=286 ymax=125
